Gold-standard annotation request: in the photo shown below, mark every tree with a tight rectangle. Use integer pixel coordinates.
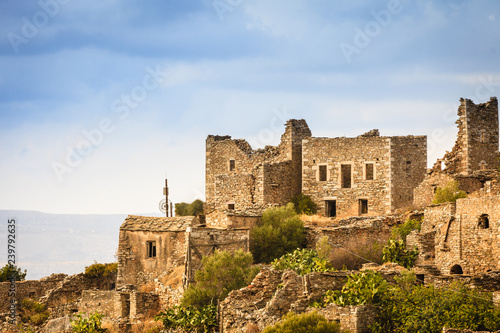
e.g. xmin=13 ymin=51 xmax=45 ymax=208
xmin=290 ymin=193 xmax=318 ymax=215
xmin=181 ymin=249 xmax=259 ymax=309
xmin=175 ymin=199 xmax=204 ymax=216
xmin=250 ymin=203 xmax=306 ymax=263
xmin=262 ymin=311 xmax=347 ymax=333
xmin=0 ymin=264 xmax=27 ymax=282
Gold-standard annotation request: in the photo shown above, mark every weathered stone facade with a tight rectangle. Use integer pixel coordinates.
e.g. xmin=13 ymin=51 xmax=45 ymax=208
xmin=116 ymin=215 xmax=250 ymax=311
xmin=302 ymin=134 xmax=426 ymax=218
xmin=207 ymin=119 xmax=426 ymax=224
xmin=409 ymin=195 xmax=500 ymax=276
xmin=205 ymin=119 xmax=312 ymax=227
xmin=436 ymin=97 xmax=499 ymax=175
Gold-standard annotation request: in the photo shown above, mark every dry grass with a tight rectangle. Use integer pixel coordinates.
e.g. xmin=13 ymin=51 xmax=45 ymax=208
xmin=102 ymin=321 xmax=119 ymax=333
xmin=300 ymin=214 xmax=338 ymax=227
xmin=131 ymin=319 xmax=163 ymax=333
xmin=329 ymin=240 xmax=384 ymax=271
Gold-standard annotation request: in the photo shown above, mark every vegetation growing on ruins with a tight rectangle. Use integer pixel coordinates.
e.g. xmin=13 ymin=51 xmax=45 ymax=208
xmin=83 ymin=262 xmax=118 ymax=278
xmin=321 ymin=270 xmax=388 ymax=307
xmin=271 ymin=248 xmax=333 ymax=276
xmin=0 ymin=264 xmax=26 ymax=282
xmin=181 ymin=249 xmax=259 ymax=309
xmin=391 ymin=218 xmax=421 ymax=242
xmin=71 ymin=311 xmax=106 ymax=333
xmin=261 ymin=311 xmax=347 ymax=333
xmin=250 ymin=203 xmax=305 ymax=263
xmin=20 ymin=298 xmax=50 ymax=326
xmin=432 ymin=181 xmax=466 ymax=204
xmin=382 ymin=239 xmax=418 ymax=269
xmin=175 ymin=199 xmax=204 ymax=216
xmin=290 ymin=193 xmax=318 ymax=215
xmin=155 ymin=304 xmax=217 ymax=333
xmin=373 ymin=276 xmax=500 ymax=332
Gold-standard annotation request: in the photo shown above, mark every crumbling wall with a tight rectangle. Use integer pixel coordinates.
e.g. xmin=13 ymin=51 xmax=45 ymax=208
xmin=184 ymin=227 xmax=249 ymax=285
xmin=312 ymin=304 xmax=377 ymax=333
xmin=437 ymin=97 xmax=499 ymax=176
xmin=219 ymin=268 xmax=352 ymax=333
xmin=205 ymin=120 xmax=311 ymax=226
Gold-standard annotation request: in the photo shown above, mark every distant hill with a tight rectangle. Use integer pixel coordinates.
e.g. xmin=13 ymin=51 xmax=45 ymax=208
xmin=0 ymin=210 xmax=134 ymax=280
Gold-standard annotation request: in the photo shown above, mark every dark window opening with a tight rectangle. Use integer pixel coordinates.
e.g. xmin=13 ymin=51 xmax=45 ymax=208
xmin=229 ymin=159 xmax=235 ymax=171
xmin=450 ymin=264 xmax=463 ymax=275
xmin=228 ymin=203 xmax=235 ymax=210
xmin=416 ymin=274 xmax=425 ymax=285
xmin=147 ymin=241 xmax=156 ymax=258
xmin=325 ymin=200 xmax=336 ymax=218
xmin=405 ymin=161 xmax=412 ymax=177
xmin=478 ymin=214 xmax=489 ymax=229
xmin=359 ymin=199 xmax=368 ymax=215
xmin=319 ymin=165 xmax=327 ymax=181
xmin=341 ymin=164 xmax=352 ymax=188
xmin=365 ymin=163 xmax=374 ymax=180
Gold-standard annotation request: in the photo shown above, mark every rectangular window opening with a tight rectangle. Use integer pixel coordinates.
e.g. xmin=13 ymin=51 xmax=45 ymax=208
xmin=325 ymin=200 xmax=336 ymax=218
xmin=405 ymin=161 xmax=411 ymax=177
xmin=341 ymin=164 xmax=352 ymax=188
xmin=229 ymin=159 xmax=235 ymax=171
xmin=147 ymin=241 xmax=156 ymax=258
xmin=319 ymin=165 xmax=327 ymax=182
xmin=359 ymin=199 xmax=368 ymax=215
xmin=228 ymin=203 xmax=235 ymax=210
xmin=365 ymin=163 xmax=374 ymax=180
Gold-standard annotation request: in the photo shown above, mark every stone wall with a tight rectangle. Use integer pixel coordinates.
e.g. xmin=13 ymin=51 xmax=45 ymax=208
xmin=437 ymin=97 xmax=499 ymax=175
xmin=312 ymin=304 xmax=377 ymax=333
xmin=302 ymin=135 xmax=426 ymax=219
xmin=184 ymin=227 xmax=249 ymax=285
xmin=205 ymin=120 xmax=311 ymax=226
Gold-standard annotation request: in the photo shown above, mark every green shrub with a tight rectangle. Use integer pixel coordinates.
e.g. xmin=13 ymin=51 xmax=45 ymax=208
xmin=382 ymin=239 xmax=418 ymax=269
xmin=0 ymin=264 xmax=27 ymax=282
xmin=271 ymin=248 xmax=333 ymax=276
xmin=373 ymin=281 xmax=500 ymax=332
xmin=84 ymin=262 xmax=117 ymax=278
xmin=432 ymin=181 xmax=466 ymax=204
xmin=20 ymin=299 xmax=50 ymax=326
xmin=290 ymin=193 xmax=318 ymax=215
xmin=155 ymin=304 xmax=217 ymax=333
xmin=71 ymin=312 xmax=106 ymax=333
xmin=391 ymin=219 xmax=421 ymax=242
xmin=250 ymin=203 xmax=306 ymax=263
xmin=262 ymin=311 xmax=347 ymax=333
xmin=322 ymin=270 xmax=388 ymax=307
xmin=181 ymin=249 xmax=259 ymax=308
xmin=175 ymin=199 xmax=204 ymax=216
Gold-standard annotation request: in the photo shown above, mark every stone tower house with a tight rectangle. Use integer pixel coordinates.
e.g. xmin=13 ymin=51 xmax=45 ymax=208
xmin=440 ymin=97 xmax=499 ymax=175
xmin=205 ymin=119 xmax=311 ymax=227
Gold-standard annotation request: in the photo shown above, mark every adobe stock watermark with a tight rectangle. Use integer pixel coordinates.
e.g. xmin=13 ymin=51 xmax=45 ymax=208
xmin=340 ymin=0 xmax=405 ymax=64
xmin=427 ymin=74 xmax=500 ymax=159
xmin=213 ymin=0 xmax=243 ymax=21
xmin=7 ymin=0 xmax=71 ymax=54
xmin=51 ymin=65 xmax=166 ymax=183
xmin=247 ymin=106 xmax=295 ymax=148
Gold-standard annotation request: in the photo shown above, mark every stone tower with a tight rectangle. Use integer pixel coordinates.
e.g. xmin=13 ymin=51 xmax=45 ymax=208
xmin=441 ymin=97 xmax=499 ymax=175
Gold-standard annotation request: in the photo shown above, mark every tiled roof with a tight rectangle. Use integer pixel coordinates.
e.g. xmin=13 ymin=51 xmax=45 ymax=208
xmin=120 ymin=215 xmax=198 ymax=232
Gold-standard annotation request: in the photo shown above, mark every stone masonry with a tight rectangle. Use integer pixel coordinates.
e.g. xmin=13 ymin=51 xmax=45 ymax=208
xmin=302 ymin=133 xmax=426 ymax=218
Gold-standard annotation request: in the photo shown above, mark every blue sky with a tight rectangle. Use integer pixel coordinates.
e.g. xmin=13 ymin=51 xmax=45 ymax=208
xmin=1 ymin=0 xmax=500 ymax=214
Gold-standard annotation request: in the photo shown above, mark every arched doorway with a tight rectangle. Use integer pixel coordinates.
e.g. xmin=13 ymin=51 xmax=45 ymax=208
xmin=450 ymin=264 xmax=463 ymax=275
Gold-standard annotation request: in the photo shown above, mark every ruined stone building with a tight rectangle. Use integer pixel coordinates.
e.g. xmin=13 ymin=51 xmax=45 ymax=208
xmin=408 ymin=97 xmax=500 ymax=277
xmin=206 ymin=119 xmax=427 ymax=223
xmin=414 ymin=97 xmax=499 ymax=208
